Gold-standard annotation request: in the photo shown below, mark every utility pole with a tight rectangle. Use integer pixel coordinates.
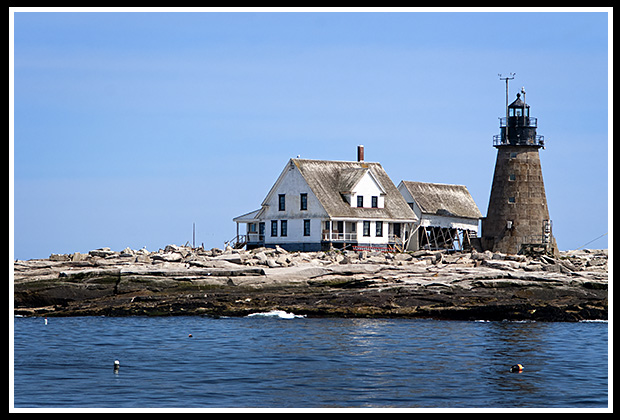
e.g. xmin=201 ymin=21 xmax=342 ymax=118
xmin=192 ymin=222 xmax=195 ymax=249
xmin=498 ymin=73 xmax=515 ymax=143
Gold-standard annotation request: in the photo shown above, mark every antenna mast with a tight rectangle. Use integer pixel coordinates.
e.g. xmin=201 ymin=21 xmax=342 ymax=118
xmin=499 ymin=73 xmax=515 ymax=143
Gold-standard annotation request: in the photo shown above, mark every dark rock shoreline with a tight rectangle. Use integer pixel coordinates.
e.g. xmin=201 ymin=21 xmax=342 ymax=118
xmin=13 ymin=245 xmax=608 ymax=321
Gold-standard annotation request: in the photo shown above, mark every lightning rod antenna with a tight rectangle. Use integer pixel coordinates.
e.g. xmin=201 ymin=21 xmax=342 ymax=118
xmin=499 ymin=73 xmax=516 ymax=143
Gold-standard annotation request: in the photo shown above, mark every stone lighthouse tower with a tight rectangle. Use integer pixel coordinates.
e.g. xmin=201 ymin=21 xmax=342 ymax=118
xmin=481 ymin=85 xmax=558 ymax=256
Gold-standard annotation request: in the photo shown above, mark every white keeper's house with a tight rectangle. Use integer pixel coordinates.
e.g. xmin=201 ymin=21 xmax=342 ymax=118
xmin=232 ymin=146 xmax=418 ymax=252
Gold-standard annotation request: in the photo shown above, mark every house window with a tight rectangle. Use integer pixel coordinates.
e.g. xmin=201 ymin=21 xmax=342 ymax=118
xmin=271 ymin=220 xmax=278 ymax=237
xmin=281 ymin=220 xmax=287 ymax=237
xmin=376 ymin=221 xmax=383 ymax=237
xmin=278 ymin=194 xmax=286 ymax=211
xmin=508 ymin=197 xmax=516 ymax=203
xmin=300 ymin=193 xmax=308 ymax=211
xmin=363 ymin=221 xmax=371 ymax=237
xmin=371 ymin=196 xmax=378 ymax=208
xmin=509 ymin=173 xmax=516 ymax=181
xmin=357 ymin=196 xmax=364 ymax=208
xmin=303 ymin=220 xmax=311 ymax=236
xmin=393 ymin=223 xmax=401 ymax=238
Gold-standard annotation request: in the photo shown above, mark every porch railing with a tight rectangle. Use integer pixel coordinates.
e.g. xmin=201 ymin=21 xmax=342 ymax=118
xmin=321 ymin=232 xmax=357 ymax=241
xmin=321 ymin=232 xmax=402 ymax=243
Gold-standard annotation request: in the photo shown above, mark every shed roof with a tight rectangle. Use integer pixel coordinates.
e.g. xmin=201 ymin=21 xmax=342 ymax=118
xmin=400 ymin=181 xmax=482 ymax=220
xmin=233 ymin=208 xmax=261 ymax=223
xmin=292 ymin=159 xmax=417 ymax=221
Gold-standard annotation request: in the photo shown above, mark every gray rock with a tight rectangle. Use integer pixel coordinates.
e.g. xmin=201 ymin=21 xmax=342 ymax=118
xmin=275 ymin=245 xmax=288 ymax=254
xmin=71 ymin=252 xmax=87 ymax=262
xmin=89 ymin=248 xmax=116 ymax=258
xmin=151 ymin=253 xmax=183 ymax=263
xmin=257 ymin=252 xmax=269 ymax=263
xmin=120 ymin=247 xmax=135 ymax=257
xmin=394 ymin=253 xmax=413 ymax=262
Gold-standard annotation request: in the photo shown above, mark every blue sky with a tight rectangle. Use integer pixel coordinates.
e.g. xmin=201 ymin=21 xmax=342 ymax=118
xmin=11 ymin=9 xmax=610 ymax=260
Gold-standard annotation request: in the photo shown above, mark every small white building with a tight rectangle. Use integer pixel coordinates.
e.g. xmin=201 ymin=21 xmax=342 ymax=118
xmin=233 ymin=148 xmax=418 ymax=252
xmin=397 ymin=181 xmax=482 ymax=251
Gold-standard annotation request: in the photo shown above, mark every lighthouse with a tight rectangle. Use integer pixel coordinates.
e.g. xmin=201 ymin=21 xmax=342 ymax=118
xmin=481 ymin=83 xmax=558 ymax=256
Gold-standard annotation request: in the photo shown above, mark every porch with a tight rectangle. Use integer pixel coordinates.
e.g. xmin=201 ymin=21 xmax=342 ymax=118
xmin=320 ymin=219 xmax=414 ymax=252
xmin=231 ymin=209 xmax=263 ymax=249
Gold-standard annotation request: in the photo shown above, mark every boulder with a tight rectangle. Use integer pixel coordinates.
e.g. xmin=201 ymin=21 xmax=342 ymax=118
xmin=275 ymin=255 xmax=290 ymax=266
xmin=134 ymin=254 xmax=151 ymax=263
xmin=151 ymin=253 xmax=183 ymax=263
xmin=274 ymin=245 xmax=288 ymax=254
xmin=394 ymin=253 xmax=413 ymax=262
xmin=71 ymin=252 xmax=87 ymax=262
xmin=212 ymin=253 xmax=246 ymax=265
xmin=253 ymin=252 xmax=269 ymax=265
xmin=120 ymin=247 xmax=135 ymax=257
xmin=89 ymin=248 xmax=116 ymax=258
xmin=164 ymin=244 xmax=180 ymax=253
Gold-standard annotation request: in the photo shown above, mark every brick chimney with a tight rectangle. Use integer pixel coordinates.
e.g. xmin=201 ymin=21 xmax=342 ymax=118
xmin=357 ymin=145 xmax=364 ymax=162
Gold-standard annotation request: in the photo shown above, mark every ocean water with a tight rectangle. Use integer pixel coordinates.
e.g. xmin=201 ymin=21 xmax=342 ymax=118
xmin=12 ymin=315 xmax=608 ymax=409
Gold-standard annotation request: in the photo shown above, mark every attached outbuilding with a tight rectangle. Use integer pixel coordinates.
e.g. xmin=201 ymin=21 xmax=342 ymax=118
xmin=397 ymin=181 xmax=482 ymax=251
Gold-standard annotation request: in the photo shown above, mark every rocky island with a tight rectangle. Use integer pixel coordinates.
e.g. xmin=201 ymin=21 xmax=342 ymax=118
xmin=13 ymin=245 xmax=608 ymax=321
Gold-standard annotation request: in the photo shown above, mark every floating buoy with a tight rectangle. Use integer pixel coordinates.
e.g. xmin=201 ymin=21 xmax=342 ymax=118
xmin=510 ymin=364 xmax=523 ymax=373
xmin=188 ymin=334 xmax=193 ymax=338
xmin=44 ymin=317 xmax=48 ymax=325
xmin=114 ymin=360 xmax=120 ymax=371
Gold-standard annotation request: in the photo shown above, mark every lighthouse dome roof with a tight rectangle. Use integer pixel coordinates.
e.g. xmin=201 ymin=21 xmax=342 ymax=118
xmin=509 ymin=93 xmax=529 ymax=109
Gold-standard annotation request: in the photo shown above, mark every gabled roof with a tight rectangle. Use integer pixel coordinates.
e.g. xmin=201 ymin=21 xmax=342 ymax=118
xmin=292 ymin=159 xmax=417 ymax=221
xmin=338 ymin=167 xmax=386 ymax=194
xmin=400 ymin=181 xmax=482 ymax=220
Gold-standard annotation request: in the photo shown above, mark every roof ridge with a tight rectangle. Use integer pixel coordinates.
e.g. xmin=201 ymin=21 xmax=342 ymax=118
xmin=291 ymin=158 xmax=380 ymax=164
xmin=402 ymin=180 xmax=468 ymax=188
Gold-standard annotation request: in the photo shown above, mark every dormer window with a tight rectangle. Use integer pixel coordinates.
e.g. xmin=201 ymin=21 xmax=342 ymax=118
xmin=339 ymin=167 xmax=386 ymax=209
